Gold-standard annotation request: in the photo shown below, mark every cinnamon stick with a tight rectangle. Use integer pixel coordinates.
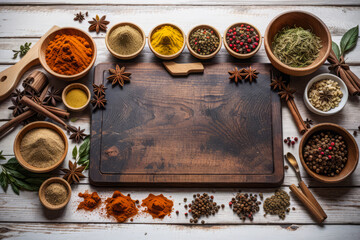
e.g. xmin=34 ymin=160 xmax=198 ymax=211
xmin=43 ymin=105 xmax=70 ymax=119
xmin=286 ymin=98 xmax=307 ymax=134
xmin=25 ymin=70 xmax=48 ymax=93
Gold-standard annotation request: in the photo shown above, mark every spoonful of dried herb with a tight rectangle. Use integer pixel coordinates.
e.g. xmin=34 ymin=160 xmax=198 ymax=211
xmin=272 ymin=26 xmax=322 ymax=68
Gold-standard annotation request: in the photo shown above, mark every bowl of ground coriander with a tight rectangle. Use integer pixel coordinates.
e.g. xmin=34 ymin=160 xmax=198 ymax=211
xmin=264 ymin=11 xmax=331 ymax=76
xmin=105 ymin=22 xmax=146 ymax=60
xmin=186 ymin=25 xmax=222 ymax=59
xmin=39 ymin=177 xmax=71 ymax=210
xmin=14 ymin=121 xmax=68 ymax=173
xmin=304 ymin=73 xmax=348 ymax=116
xmin=149 ymin=23 xmax=185 ymax=60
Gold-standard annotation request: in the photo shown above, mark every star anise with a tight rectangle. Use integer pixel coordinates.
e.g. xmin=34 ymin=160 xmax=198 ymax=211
xmin=228 ymin=67 xmax=245 ymax=83
xmin=278 ymin=85 xmax=296 ymax=101
xmin=11 ymin=89 xmax=24 ymax=100
xmin=69 ymin=126 xmax=88 ymax=143
xmin=8 ymin=97 xmax=24 ymax=117
xmin=243 ymin=66 xmax=259 ymax=83
xmin=92 ymin=83 xmax=107 ymax=96
xmin=107 ymin=64 xmax=131 ymax=87
xmin=74 ymin=11 xmax=85 ymax=23
xmin=91 ymin=94 xmax=107 ymax=110
xmin=319 ymin=90 xmax=333 ymax=102
xmin=44 ymin=87 xmax=62 ymax=106
xmin=304 ymin=118 xmax=314 ymax=129
xmin=88 ymin=15 xmax=109 ymax=33
xmin=270 ymin=75 xmax=286 ymax=91
xmin=60 ymin=160 xmax=85 ymax=184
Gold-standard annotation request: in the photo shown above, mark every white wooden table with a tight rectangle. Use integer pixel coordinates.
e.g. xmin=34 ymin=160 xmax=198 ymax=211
xmin=1 ymin=1 xmax=360 ymax=239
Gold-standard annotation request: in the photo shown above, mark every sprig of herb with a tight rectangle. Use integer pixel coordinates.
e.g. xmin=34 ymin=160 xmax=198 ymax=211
xmin=332 ymin=25 xmax=359 ymax=60
xmin=12 ymin=42 xmax=32 ymax=59
xmin=72 ymin=136 xmax=90 ymax=169
xmin=0 ymin=153 xmax=50 ymax=195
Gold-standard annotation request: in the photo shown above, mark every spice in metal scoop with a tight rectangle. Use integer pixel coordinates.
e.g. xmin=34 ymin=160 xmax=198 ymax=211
xmin=189 ymin=27 xmax=220 ymax=55
xmin=263 ymin=189 xmax=290 ymax=220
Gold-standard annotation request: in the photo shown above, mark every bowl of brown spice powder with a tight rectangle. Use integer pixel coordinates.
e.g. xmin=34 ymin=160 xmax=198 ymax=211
xmin=14 ymin=121 xmax=68 ymax=173
xmin=39 ymin=177 xmax=71 ymax=210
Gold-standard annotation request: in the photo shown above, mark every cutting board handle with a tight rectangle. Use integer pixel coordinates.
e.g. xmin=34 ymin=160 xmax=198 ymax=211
xmin=0 ymin=25 xmax=60 ymax=102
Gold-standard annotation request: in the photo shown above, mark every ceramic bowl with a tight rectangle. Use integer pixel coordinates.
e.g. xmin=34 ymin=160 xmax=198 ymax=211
xmin=62 ymin=83 xmax=91 ymax=112
xmin=105 ymin=22 xmax=146 ymax=60
xmin=223 ymin=22 xmax=262 ymax=59
xmin=14 ymin=121 xmax=68 ymax=173
xmin=186 ymin=24 xmax=222 ymax=60
xmin=39 ymin=177 xmax=71 ymax=210
xmin=304 ymin=73 xmax=348 ymax=116
xmin=299 ymin=123 xmax=359 ymax=183
xmin=148 ymin=23 xmax=186 ymax=60
xmin=264 ymin=11 xmax=331 ymax=76
xmin=39 ymin=27 xmax=97 ymax=81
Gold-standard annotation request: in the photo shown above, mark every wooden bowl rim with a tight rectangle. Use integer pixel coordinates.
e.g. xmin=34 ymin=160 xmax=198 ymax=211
xmin=13 ymin=121 xmax=68 ymax=173
xmin=223 ymin=22 xmax=262 ymax=58
xmin=39 ymin=177 xmax=71 ymax=210
xmin=264 ymin=10 xmax=332 ymax=73
xmin=299 ymin=123 xmax=359 ymax=183
xmin=62 ymin=83 xmax=91 ymax=112
xmin=148 ymin=23 xmax=186 ymax=60
xmin=105 ymin=22 xmax=146 ymax=60
xmin=38 ymin=27 xmax=97 ymax=79
xmin=186 ymin=24 xmax=222 ymax=59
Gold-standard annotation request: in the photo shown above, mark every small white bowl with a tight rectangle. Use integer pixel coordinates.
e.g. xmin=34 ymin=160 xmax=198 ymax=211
xmin=304 ymin=73 xmax=348 ymax=116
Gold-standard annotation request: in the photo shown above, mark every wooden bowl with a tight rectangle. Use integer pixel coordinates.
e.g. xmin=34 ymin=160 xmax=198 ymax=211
xmin=62 ymin=83 xmax=91 ymax=112
xmin=39 ymin=177 xmax=71 ymax=210
xmin=105 ymin=22 xmax=146 ymax=60
xmin=14 ymin=121 xmax=68 ymax=173
xmin=148 ymin=23 xmax=186 ymax=60
xmin=39 ymin=27 xmax=97 ymax=81
xmin=299 ymin=123 xmax=359 ymax=183
xmin=223 ymin=22 xmax=262 ymax=59
xmin=186 ymin=24 xmax=222 ymax=60
xmin=264 ymin=11 xmax=331 ymax=76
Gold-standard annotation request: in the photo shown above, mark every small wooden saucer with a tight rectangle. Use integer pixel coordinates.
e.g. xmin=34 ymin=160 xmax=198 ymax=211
xmin=39 ymin=177 xmax=71 ymax=210
xmin=62 ymin=83 xmax=91 ymax=112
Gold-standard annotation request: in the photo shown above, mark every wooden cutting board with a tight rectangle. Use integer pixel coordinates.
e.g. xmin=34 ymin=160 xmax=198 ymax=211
xmin=90 ymin=62 xmax=283 ymax=187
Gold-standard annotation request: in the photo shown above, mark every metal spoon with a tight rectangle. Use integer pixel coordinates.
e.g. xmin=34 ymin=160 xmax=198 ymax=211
xmin=285 ymin=152 xmax=302 ymax=182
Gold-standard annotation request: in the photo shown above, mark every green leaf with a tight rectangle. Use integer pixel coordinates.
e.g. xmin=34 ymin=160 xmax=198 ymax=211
xmin=0 ymin=151 xmax=5 ymax=160
xmin=78 ymin=154 xmax=89 ymax=164
xmin=70 ymin=117 xmax=78 ymax=122
xmin=72 ymin=146 xmax=78 ymax=159
xmin=25 ymin=178 xmax=46 ymax=186
xmin=10 ymin=182 xmax=19 ymax=195
xmin=4 ymin=168 xmax=26 ymax=179
xmin=6 ymin=157 xmax=18 ymax=164
xmin=340 ymin=25 xmax=359 ymax=55
xmin=332 ymin=41 xmax=341 ymax=60
xmin=3 ymin=162 xmax=21 ymax=171
xmin=0 ymin=172 xmax=8 ymax=192
xmin=13 ymin=178 xmax=38 ymax=191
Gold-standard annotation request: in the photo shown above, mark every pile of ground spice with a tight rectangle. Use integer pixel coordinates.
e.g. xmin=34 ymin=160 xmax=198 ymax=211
xmin=77 ymin=191 xmax=101 ymax=211
xmin=105 ymin=191 xmax=138 ymax=222
xmin=141 ymin=194 xmax=173 ymax=219
xmin=44 ymin=183 xmax=68 ymax=205
xmin=20 ymin=128 xmax=65 ymax=168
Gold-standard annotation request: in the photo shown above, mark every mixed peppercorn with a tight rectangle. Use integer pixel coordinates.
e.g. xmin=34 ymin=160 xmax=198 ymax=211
xmin=225 ymin=24 xmax=260 ymax=54
xmin=189 ymin=28 xmax=220 ymax=55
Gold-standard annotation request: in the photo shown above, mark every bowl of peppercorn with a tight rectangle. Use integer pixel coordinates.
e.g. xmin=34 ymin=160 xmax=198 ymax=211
xmin=186 ymin=25 xmax=222 ymax=60
xmin=223 ymin=23 xmax=262 ymax=59
xmin=299 ymin=123 xmax=359 ymax=183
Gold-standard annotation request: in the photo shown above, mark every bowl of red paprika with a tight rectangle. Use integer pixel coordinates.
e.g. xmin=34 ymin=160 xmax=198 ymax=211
xmin=39 ymin=27 xmax=97 ymax=81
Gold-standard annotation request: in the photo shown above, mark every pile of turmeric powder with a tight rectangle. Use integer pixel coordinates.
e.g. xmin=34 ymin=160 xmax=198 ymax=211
xmin=150 ymin=25 xmax=184 ymax=55
xmin=45 ymin=34 xmax=93 ymax=75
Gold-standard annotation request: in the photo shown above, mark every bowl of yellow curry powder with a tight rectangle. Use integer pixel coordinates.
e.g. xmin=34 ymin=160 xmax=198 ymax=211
xmin=149 ymin=23 xmax=186 ymax=60
xmin=62 ymin=83 xmax=91 ymax=112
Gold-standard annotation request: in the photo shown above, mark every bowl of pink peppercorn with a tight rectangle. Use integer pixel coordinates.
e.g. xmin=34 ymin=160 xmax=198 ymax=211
xmin=223 ymin=23 xmax=262 ymax=59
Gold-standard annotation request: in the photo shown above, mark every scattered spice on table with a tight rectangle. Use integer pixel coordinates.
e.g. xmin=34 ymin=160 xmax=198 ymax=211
xmin=107 ymin=64 xmax=131 ymax=87
xmin=45 ymin=34 xmax=93 ymax=75
xmin=228 ymin=66 xmax=259 ymax=83
xmin=44 ymin=87 xmax=62 ymax=106
xmin=77 ymin=191 xmax=102 ymax=211
xmin=68 ymin=126 xmax=87 ymax=143
xmin=91 ymin=94 xmax=107 ymax=110
xmin=308 ymin=79 xmax=343 ymax=112
xmin=189 ymin=27 xmax=220 ymax=55
xmin=92 ymin=84 xmax=107 ymax=96
xmin=20 ymin=128 xmax=65 ymax=168
xmin=105 ymin=191 xmax=139 ymax=222
xmin=228 ymin=67 xmax=245 ymax=83
xmin=270 ymin=75 xmax=286 ymax=91
xmin=8 ymin=97 xmax=24 ymax=117
xmin=74 ymin=12 xmax=86 ymax=23
xmin=243 ymin=66 xmax=259 ymax=83
xmin=272 ymin=26 xmax=322 ymax=67
xmin=231 ymin=192 xmax=261 ymax=221
xmin=108 ymin=25 xmax=144 ymax=56
xmin=60 ymin=160 xmax=86 ymax=184
xmin=141 ymin=194 xmax=173 ymax=219
xmin=303 ymin=131 xmax=348 ymax=176
xmin=186 ymin=193 xmax=221 ymax=224
xmin=88 ymin=15 xmax=109 ymax=33
xmin=304 ymin=118 xmax=314 ymax=129
xmin=65 ymin=88 xmax=88 ymax=108
xmin=225 ymin=24 xmax=260 ymax=54
xmin=263 ymin=189 xmax=290 ymax=220
xmin=150 ymin=25 xmax=184 ymax=55
xmin=12 ymin=42 xmax=32 ymax=59
xmin=284 ymin=136 xmax=298 ymax=146
xmin=44 ymin=183 xmax=68 ymax=206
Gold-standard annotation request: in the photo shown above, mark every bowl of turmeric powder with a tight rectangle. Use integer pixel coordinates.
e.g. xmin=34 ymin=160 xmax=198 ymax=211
xmin=39 ymin=27 xmax=97 ymax=81
xmin=148 ymin=23 xmax=186 ymax=60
